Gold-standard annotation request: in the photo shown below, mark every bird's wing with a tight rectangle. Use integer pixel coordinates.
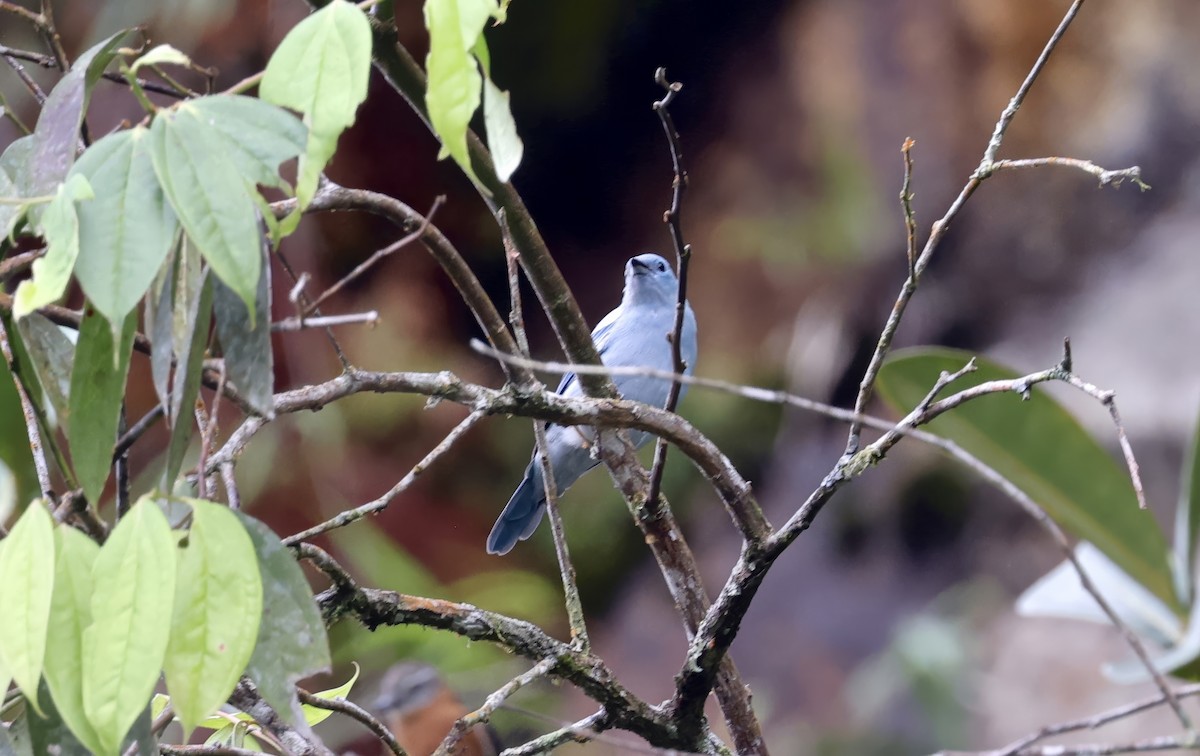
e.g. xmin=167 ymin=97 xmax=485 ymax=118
xmin=554 ymin=306 xmax=622 ymax=396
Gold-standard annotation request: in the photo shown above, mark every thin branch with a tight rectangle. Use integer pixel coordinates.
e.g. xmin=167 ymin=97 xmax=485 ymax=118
xmin=115 ymin=405 xmax=131 ymax=517
xmin=114 ymin=404 xmax=164 ymax=459
xmin=645 ymin=66 xmax=692 ymax=523
xmin=0 ymin=43 xmax=188 ymax=98
xmin=901 ymin=137 xmax=917 ymax=277
xmin=0 ymin=2 xmax=42 ymax=25
xmin=940 ymin=735 xmax=1200 ymax=755
xmin=2 ymin=51 xmax=48 ymax=105
xmin=159 ymin=747 xmax=266 ymax=756
xmin=500 ymin=212 xmax=590 ymax=648
xmin=220 ymin=462 xmax=241 ymax=510
xmin=975 ymin=683 xmax=1200 ymax=756
xmin=270 ymin=310 xmax=380 ymax=331
xmin=281 ymin=409 xmax=485 ymax=544
xmin=295 ymin=542 xmax=357 ymax=592
xmin=990 ymin=157 xmax=1148 ymax=190
xmin=499 ymin=710 xmax=608 ymax=756
xmin=302 ymin=195 xmax=444 ymax=315
xmin=36 ymin=0 xmax=69 ymax=73
xmin=296 ymin=689 xmax=406 ymax=756
xmin=435 ymin=658 xmax=555 ymax=756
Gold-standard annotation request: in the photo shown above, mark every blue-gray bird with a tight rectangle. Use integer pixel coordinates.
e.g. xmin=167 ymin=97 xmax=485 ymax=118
xmin=487 ymin=253 xmax=698 ymax=555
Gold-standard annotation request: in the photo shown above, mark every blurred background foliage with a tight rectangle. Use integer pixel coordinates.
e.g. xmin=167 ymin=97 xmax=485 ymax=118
xmin=4 ymin=0 xmax=1200 ymax=752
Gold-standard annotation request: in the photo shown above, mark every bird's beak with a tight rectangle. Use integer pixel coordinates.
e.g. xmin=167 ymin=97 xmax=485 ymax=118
xmin=629 ymin=258 xmax=650 ymax=275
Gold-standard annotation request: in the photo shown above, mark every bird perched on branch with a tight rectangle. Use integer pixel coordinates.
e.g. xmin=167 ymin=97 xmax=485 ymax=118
xmin=487 ymin=252 xmax=697 ymax=555
xmin=370 ymin=661 xmax=499 ymax=756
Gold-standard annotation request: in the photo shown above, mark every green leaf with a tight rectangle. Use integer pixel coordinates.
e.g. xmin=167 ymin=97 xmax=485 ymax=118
xmin=1018 ymin=542 xmax=1181 ymax=647
xmin=1 ymin=135 xmax=35 ymax=236
xmin=146 ymin=248 xmax=176 ymax=417
xmin=164 ymin=498 xmax=262 ymax=737
xmin=423 ymin=0 xmax=484 ymax=185
xmin=44 ymin=527 xmax=103 ymax=754
xmin=0 ymin=157 xmax=21 ymax=238
xmin=260 ymin=0 xmax=371 ymax=210
xmin=148 ymin=105 xmax=261 ymax=314
xmin=0 ymin=314 xmax=39 ymax=504
xmin=877 ymin=348 xmax=1176 ymax=607
xmin=163 ymin=269 xmax=212 ymax=490
xmin=473 ymin=35 xmax=522 ymax=183
xmin=236 ymin=511 xmax=330 ymax=726
xmin=185 ymin=96 xmax=307 ymax=192
xmin=481 ymin=76 xmax=522 ymax=183
xmin=12 ymin=174 xmax=95 ymax=317
xmin=213 ymin=258 xmax=274 ymax=419
xmin=13 ymin=312 xmax=75 ymax=424
xmin=83 ymin=496 xmax=177 ymax=755
xmin=300 ymin=663 xmax=358 ymax=726
xmin=27 ymin=30 xmax=131 ymax=202
xmin=1173 ymin=403 xmax=1200 ymax=605
xmin=169 ymin=240 xmax=206 ymax=426
xmin=0 ymin=502 xmax=56 ymax=712
xmin=0 ymin=462 xmax=13 ymax=527
xmin=67 ymin=309 xmax=135 ymax=504
xmin=69 ymin=127 xmax=178 ymax=330
xmin=129 ymin=44 xmax=191 ymax=74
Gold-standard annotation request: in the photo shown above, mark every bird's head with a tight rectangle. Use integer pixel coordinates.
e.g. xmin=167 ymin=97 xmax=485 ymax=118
xmin=623 ymin=253 xmax=678 ymax=306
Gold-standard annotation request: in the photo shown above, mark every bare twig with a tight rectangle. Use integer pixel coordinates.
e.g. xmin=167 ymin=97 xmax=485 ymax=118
xmin=901 ymin=137 xmax=917 ymax=277
xmin=972 ymin=683 xmax=1200 ymax=756
xmin=990 ymin=157 xmax=1148 ymax=190
xmin=939 ymin=735 xmax=1200 ymax=755
xmin=115 ymin=405 xmax=131 ymax=517
xmin=1 ymin=51 xmax=47 ymax=104
xmin=220 ymin=462 xmax=241 ymax=510
xmin=0 ymin=249 xmax=43 ymax=280
xmin=281 ymin=409 xmax=485 ymax=544
xmin=159 ymin=746 xmax=266 ymax=756
xmin=270 ymin=310 xmax=380 ymax=332
xmin=36 ymin=0 xmax=69 ymax=72
xmin=0 ymin=2 xmax=41 ymax=25
xmin=302 ymin=196 xmax=445 ymax=315
xmin=0 ymin=43 xmax=189 ymax=99
xmin=645 ymin=66 xmax=693 ymax=525
xmin=114 ymin=404 xmax=164 ymax=459
xmin=296 ymin=689 xmax=407 ymax=756
xmin=499 ymin=710 xmax=608 ymax=756
xmin=435 ymin=658 xmax=556 ymax=756
xmin=499 ymin=212 xmax=590 ymax=648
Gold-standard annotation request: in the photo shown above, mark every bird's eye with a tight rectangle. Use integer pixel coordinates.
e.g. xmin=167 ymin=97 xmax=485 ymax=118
xmin=657 ymin=262 xmax=666 ymax=272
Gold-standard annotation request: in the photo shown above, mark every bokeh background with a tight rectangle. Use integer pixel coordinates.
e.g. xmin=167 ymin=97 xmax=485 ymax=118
xmin=4 ymin=0 xmax=1200 ymax=753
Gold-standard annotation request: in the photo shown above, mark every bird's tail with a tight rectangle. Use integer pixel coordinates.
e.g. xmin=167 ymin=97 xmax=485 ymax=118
xmin=487 ymin=464 xmax=546 ymax=555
